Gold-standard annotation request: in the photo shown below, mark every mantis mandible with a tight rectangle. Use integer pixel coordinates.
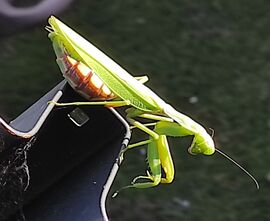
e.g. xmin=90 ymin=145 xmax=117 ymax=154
xmin=46 ymin=16 xmax=259 ymax=192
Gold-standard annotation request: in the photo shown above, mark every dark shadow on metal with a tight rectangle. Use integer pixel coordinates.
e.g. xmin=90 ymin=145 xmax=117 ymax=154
xmin=0 ymin=80 xmax=130 ymax=221
xmin=0 ymin=0 xmax=74 ymax=36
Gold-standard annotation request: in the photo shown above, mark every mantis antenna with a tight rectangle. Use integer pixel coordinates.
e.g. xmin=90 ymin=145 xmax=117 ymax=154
xmin=215 ymin=148 xmax=259 ymax=189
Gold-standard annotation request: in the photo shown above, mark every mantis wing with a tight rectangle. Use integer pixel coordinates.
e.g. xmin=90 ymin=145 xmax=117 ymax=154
xmin=48 ymin=16 xmax=166 ymax=112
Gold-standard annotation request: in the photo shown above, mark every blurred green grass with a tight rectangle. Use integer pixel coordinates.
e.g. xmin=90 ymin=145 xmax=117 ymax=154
xmin=0 ymin=0 xmax=269 ymax=220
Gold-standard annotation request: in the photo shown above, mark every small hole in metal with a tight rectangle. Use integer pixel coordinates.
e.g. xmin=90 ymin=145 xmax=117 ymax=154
xmin=68 ymin=108 xmax=89 ymax=127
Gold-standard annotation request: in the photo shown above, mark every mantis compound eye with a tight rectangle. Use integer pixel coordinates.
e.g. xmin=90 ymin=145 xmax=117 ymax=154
xmin=188 ymin=144 xmax=213 ymax=155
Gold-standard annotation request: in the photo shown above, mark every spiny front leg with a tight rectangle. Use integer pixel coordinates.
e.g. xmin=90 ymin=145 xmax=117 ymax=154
xmin=128 ymin=134 xmax=174 ymax=184
xmin=130 ymin=138 xmax=162 ymax=188
xmin=130 ymin=135 xmax=175 ymax=187
xmin=124 ymin=109 xmax=175 ymax=186
xmin=157 ymin=135 xmax=175 ymax=184
xmin=123 ymin=135 xmax=174 ymax=188
xmin=113 ymin=138 xmax=162 ymax=197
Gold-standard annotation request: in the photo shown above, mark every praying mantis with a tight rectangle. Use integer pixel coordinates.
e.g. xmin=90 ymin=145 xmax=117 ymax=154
xmin=46 ymin=16 xmax=259 ymax=191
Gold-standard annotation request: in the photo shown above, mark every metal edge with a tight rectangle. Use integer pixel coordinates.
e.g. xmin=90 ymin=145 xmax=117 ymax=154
xmin=0 ymin=91 xmax=63 ymax=138
xmin=100 ymin=108 xmax=131 ymax=221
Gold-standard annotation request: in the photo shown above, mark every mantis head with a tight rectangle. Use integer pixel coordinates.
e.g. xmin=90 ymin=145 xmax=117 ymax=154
xmin=188 ymin=131 xmax=259 ymax=189
xmin=188 ymin=132 xmax=215 ymax=155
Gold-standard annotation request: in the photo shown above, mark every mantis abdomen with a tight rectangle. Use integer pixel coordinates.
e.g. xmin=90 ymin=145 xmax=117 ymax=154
xmin=58 ymin=54 xmax=115 ymax=101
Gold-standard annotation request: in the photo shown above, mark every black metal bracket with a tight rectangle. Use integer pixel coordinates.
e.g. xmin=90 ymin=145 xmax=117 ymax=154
xmin=0 ymin=80 xmax=130 ymax=221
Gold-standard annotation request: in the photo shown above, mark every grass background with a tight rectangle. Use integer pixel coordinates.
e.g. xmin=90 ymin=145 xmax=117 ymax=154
xmin=0 ymin=0 xmax=269 ymax=220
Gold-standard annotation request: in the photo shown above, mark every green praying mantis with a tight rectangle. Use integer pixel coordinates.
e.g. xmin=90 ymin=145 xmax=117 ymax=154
xmin=46 ymin=16 xmax=259 ymax=193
